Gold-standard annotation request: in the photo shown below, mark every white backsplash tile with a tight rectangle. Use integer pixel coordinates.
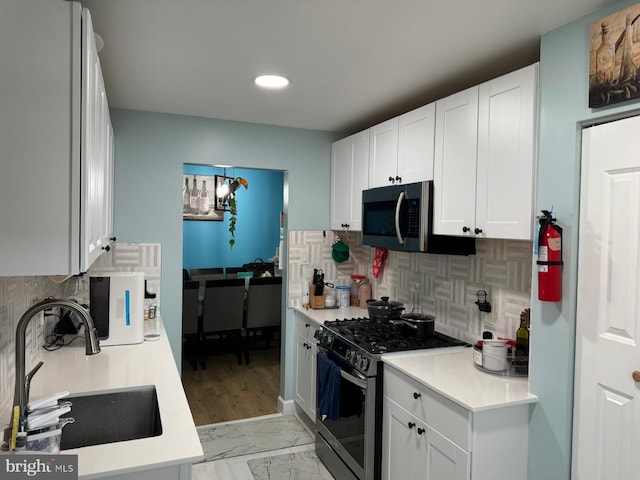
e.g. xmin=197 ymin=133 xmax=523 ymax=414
xmin=0 ymin=243 xmax=161 ymax=423
xmin=287 ymin=233 xmax=533 ymax=343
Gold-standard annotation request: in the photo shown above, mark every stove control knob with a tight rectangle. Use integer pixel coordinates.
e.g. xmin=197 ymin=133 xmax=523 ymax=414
xmin=360 ymin=357 xmax=369 ymax=371
xmin=355 ymin=353 xmax=362 ymax=367
xmin=345 ymin=350 xmax=353 ymax=361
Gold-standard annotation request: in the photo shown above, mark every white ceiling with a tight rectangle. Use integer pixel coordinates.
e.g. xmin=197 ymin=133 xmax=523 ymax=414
xmin=81 ymin=0 xmax=613 ymax=133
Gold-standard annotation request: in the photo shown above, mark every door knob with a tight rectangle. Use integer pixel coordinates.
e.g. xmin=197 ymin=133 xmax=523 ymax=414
xmin=462 ymin=226 xmax=470 ymax=233
xmin=474 ymin=227 xmax=483 ymax=235
xmin=633 ymin=370 xmax=640 ymax=382
xmin=407 ymin=422 xmax=415 ymax=429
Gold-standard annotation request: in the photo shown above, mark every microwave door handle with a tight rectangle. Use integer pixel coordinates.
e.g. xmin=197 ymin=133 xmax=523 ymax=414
xmin=395 ymin=191 xmax=406 ymax=245
xmin=340 ymin=369 xmax=368 ymax=390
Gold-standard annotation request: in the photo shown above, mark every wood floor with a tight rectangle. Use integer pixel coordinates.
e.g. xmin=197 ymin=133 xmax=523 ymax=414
xmin=181 ymin=343 xmax=281 ymax=426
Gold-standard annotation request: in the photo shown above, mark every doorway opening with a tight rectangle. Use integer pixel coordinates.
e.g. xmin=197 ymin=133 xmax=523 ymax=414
xmin=180 ymin=163 xmax=287 ymax=426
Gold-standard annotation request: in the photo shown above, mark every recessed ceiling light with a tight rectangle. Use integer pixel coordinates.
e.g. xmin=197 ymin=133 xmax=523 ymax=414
xmin=254 ymin=74 xmax=290 ymax=89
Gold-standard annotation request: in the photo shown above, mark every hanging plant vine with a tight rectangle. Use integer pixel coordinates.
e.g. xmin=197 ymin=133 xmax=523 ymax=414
xmin=226 ymin=177 xmax=248 ymax=248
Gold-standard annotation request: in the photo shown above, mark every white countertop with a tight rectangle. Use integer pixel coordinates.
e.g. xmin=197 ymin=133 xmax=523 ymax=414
xmin=293 ymin=307 xmax=537 ymax=412
xmin=22 ymin=319 xmax=203 ymax=478
xmin=293 ymin=305 xmax=368 ymax=325
xmin=382 ymin=347 xmax=538 ymax=412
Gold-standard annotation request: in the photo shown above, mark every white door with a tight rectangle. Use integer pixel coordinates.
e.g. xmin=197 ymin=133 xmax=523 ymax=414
xmin=573 ymin=114 xmax=640 ymax=479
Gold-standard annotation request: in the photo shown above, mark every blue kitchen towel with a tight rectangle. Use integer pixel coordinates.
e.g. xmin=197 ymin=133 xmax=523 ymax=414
xmin=317 ymin=353 xmax=341 ymax=421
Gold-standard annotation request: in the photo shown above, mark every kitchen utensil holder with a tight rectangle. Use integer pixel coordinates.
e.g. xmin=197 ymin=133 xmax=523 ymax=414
xmin=309 ymin=284 xmax=325 ymax=309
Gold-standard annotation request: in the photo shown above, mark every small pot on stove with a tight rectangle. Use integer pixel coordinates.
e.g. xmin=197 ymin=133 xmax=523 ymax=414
xmin=390 ymin=308 xmax=435 ymax=339
xmin=366 ymin=296 xmax=404 ymax=322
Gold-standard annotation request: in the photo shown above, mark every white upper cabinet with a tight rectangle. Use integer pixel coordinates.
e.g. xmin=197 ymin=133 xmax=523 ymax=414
xmin=433 ymin=64 xmax=538 ymax=240
xmin=82 ymin=8 xmax=113 ymax=271
xmin=369 ymin=118 xmax=399 ymax=187
xmin=397 ymin=103 xmax=436 ymax=185
xmin=0 ymin=1 xmax=114 ymax=276
xmin=369 ymin=104 xmax=435 ymax=188
xmin=433 ymin=88 xmax=479 ymax=236
xmin=476 ymin=63 xmax=538 ymax=240
xmin=331 ymin=130 xmax=370 ymax=231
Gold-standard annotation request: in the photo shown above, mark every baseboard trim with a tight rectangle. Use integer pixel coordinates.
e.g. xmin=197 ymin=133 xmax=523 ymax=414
xmin=278 ymin=396 xmax=296 ymax=416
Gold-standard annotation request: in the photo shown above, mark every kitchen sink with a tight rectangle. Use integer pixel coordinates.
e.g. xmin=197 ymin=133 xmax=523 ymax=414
xmin=60 ymin=385 xmax=162 ymax=450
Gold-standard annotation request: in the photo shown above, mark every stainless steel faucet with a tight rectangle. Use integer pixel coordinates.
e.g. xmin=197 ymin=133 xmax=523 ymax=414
xmin=9 ymin=298 xmax=101 ymax=437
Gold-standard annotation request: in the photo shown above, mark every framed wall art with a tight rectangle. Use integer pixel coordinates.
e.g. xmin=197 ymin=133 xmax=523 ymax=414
xmin=182 ymin=174 xmax=224 ymax=221
xmin=589 ymin=3 xmax=640 ymax=107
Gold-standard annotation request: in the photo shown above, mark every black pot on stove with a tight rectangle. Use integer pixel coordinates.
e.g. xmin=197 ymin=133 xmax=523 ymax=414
xmin=366 ymin=296 xmax=404 ymax=322
xmin=390 ymin=309 xmax=435 ymax=339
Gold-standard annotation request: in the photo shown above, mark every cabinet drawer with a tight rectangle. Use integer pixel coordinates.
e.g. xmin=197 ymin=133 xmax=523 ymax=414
xmin=384 ymin=366 xmax=470 ymax=450
xmin=295 ymin=315 xmax=320 ymax=340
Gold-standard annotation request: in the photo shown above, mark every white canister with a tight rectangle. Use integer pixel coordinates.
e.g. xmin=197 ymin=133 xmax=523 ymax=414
xmin=336 ymin=286 xmax=350 ymax=308
xmin=482 ymin=339 xmax=508 ymax=372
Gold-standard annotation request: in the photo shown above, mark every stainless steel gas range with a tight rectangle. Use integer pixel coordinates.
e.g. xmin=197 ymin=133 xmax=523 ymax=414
xmin=314 ymin=317 xmax=467 ymax=480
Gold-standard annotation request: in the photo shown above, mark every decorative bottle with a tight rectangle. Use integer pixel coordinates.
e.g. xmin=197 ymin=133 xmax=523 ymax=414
xmin=189 ymin=176 xmax=199 ymax=213
xmin=619 ymin=14 xmax=636 ymax=84
xmin=595 ymin=20 xmax=615 ymax=86
xmin=183 ymin=178 xmax=190 ymax=213
xmin=199 ymin=180 xmax=209 ymax=214
xmin=515 ymin=317 xmax=529 ymax=358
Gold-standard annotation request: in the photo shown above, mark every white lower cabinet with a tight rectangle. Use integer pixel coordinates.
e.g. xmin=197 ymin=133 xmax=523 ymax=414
xmin=383 ymin=399 xmax=470 ymax=480
xmin=294 ymin=314 xmax=320 ymax=421
xmin=383 ymin=365 xmax=529 ymax=480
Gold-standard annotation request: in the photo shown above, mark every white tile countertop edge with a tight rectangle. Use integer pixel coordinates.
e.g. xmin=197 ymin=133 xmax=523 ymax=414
xmin=19 ymin=318 xmax=204 ymax=479
xmin=382 ymin=347 xmax=538 ymax=412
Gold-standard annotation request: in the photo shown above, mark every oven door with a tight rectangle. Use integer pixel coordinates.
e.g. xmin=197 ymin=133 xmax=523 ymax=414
xmin=316 ymin=350 xmax=377 ymax=480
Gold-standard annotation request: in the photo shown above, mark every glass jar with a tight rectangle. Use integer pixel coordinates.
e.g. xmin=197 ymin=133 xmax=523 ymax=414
xmin=336 ymin=286 xmax=350 ymax=308
xmin=350 ymin=274 xmax=365 ymax=306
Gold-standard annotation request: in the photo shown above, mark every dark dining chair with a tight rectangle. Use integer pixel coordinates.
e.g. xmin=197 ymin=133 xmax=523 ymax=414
xmin=190 ymin=267 xmax=225 ymax=282
xmin=200 ymin=278 xmax=246 ymax=367
xmin=244 ymin=277 xmax=282 ymax=364
xmin=182 ymin=280 xmax=201 ymax=371
xmin=224 ymin=266 xmax=245 ymax=278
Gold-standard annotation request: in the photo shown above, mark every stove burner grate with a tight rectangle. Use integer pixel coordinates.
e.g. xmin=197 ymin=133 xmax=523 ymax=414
xmin=324 ymin=317 xmax=466 ymax=354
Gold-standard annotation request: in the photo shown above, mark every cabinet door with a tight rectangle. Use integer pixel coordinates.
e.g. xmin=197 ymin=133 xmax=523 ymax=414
xmin=369 ymin=118 xmax=399 ymax=188
xmin=81 ymin=8 xmax=106 ymax=271
xmin=382 ymin=399 xmax=421 ymax=480
xmin=294 ymin=332 xmax=311 ymax=415
xmin=424 ymin=426 xmax=470 ymax=480
xmin=433 ymin=87 xmax=478 ymax=236
xmin=476 ymin=63 xmax=538 ymax=240
xmin=0 ymin=1 xmax=80 ymax=275
xmin=398 ymin=103 xmax=435 ymax=184
xmin=330 ymin=130 xmax=369 ymax=231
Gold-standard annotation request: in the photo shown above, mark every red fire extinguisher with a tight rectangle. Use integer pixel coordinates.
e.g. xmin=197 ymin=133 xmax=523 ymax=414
xmin=537 ymin=210 xmax=563 ymax=302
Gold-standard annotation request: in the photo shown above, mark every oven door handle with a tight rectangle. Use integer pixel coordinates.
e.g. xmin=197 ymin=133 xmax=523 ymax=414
xmin=340 ymin=369 xmax=367 ymax=390
xmin=395 ymin=191 xmax=406 ymax=245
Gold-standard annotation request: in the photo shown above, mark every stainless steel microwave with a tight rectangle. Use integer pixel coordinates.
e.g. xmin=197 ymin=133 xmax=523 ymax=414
xmin=361 ymin=181 xmax=476 ymax=255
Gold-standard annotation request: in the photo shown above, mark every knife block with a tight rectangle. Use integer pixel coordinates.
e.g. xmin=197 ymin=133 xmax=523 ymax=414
xmin=309 ymin=284 xmax=325 ymax=309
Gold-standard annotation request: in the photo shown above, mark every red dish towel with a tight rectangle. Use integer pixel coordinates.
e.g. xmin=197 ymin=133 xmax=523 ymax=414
xmin=372 ymin=247 xmax=388 ymax=279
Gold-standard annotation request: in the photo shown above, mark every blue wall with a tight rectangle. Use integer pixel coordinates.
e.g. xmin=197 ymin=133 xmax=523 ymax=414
xmin=182 ymin=164 xmax=284 ymax=272
xmin=532 ymin=0 xmax=640 ymax=478
xmin=111 ymin=109 xmax=339 ymax=396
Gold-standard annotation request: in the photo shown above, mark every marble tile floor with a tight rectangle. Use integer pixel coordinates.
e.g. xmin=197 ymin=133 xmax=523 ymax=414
xmin=192 ymin=413 xmax=335 ymax=480
xmin=192 ymin=443 xmax=333 ymax=480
